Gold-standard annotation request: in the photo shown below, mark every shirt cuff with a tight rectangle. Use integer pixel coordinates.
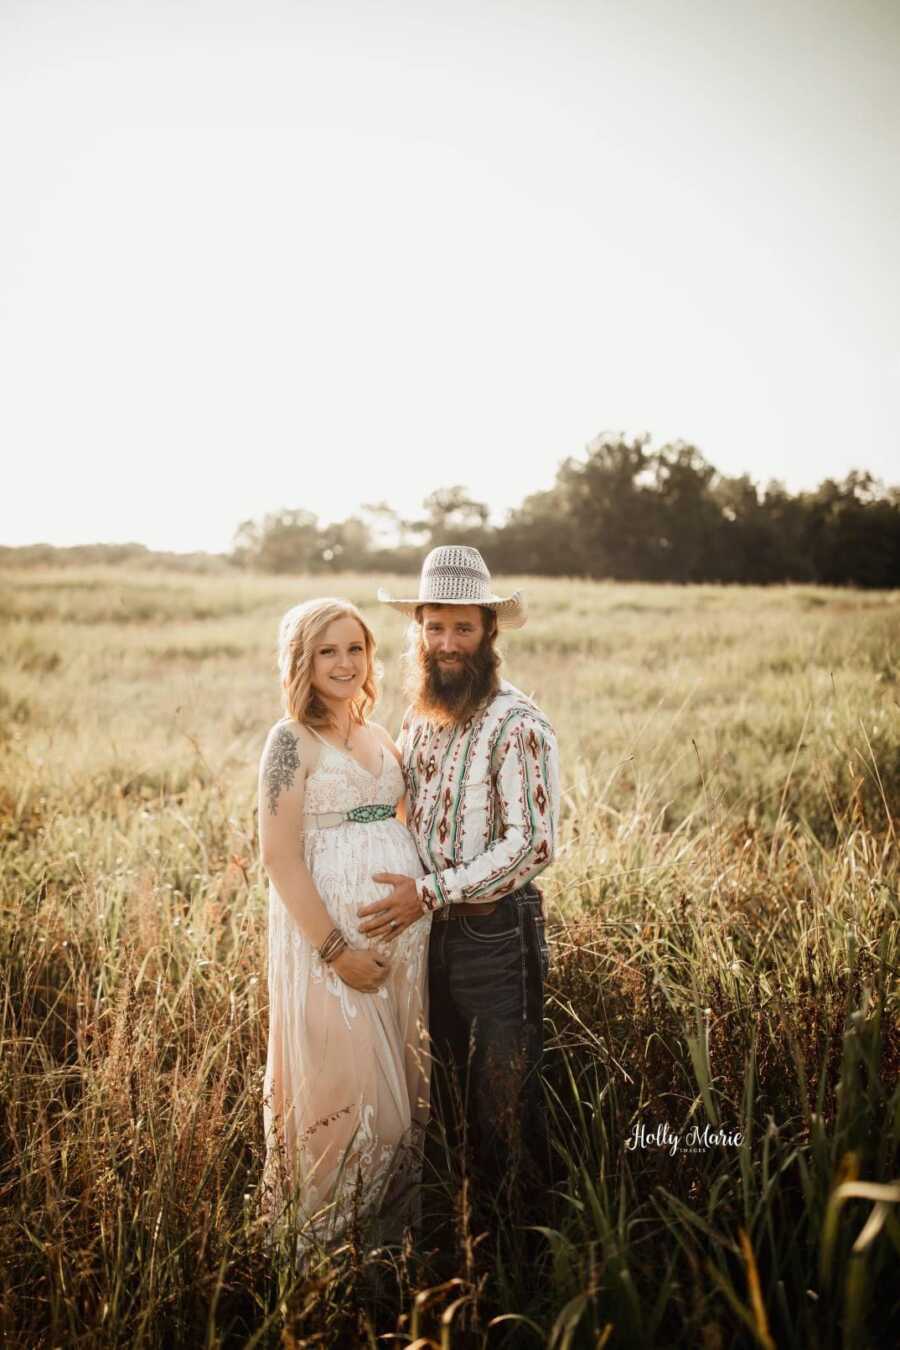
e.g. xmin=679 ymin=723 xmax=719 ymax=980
xmin=416 ymin=873 xmax=448 ymax=911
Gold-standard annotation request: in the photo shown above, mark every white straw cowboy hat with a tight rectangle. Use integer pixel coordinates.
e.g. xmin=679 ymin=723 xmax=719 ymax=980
xmin=377 ymin=545 xmax=527 ymax=629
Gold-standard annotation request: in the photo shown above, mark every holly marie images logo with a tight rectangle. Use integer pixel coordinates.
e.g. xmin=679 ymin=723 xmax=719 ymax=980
xmin=625 ymin=1120 xmax=744 ymax=1157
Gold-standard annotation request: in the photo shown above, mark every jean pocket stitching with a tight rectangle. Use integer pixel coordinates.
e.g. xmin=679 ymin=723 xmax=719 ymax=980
xmin=458 ymin=915 xmax=520 ymax=943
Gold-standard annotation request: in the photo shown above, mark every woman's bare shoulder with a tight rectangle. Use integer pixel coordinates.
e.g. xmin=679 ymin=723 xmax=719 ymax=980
xmin=258 ymin=720 xmax=326 ymax=816
xmin=261 ymin=718 xmax=319 ymax=765
xmin=367 ymin=720 xmax=401 ymax=762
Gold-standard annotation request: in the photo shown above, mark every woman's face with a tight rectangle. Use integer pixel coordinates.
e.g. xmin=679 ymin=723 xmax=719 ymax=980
xmin=309 ymin=615 xmax=369 ymax=707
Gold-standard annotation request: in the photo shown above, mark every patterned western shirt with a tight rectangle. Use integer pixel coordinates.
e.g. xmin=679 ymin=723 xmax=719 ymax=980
xmin=398 ymin=679 xmax=561 ymax=911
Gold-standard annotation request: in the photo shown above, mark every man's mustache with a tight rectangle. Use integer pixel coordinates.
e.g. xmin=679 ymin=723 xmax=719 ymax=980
xmin=426 ymin=650 xmax=477 ymax=676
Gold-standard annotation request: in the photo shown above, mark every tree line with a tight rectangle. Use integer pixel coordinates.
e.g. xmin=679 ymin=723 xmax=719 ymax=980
xmin=3 ymin=436 xmax=896 ymax=586
xmin=233 ymin=435 xmax=900 ymax=587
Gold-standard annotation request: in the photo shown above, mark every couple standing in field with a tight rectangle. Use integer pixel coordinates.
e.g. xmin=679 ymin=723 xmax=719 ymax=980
xmin=256 ymin=545 xmax=560 ymax=1249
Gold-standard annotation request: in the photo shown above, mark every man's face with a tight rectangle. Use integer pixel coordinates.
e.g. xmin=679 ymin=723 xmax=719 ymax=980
xmin=421 ymin=605 xmax=486 ymax=681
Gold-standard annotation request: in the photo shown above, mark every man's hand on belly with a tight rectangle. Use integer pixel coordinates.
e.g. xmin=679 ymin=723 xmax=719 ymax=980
xmin=358 ymin=874 xmax=424 ymax=941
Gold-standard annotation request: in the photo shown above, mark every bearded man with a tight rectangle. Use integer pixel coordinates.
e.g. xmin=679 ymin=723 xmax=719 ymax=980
xmin=358 ymin=545 xmax=560 ymax=1198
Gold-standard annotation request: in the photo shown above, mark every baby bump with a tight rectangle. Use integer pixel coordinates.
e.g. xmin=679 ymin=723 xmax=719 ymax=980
xmin=379 ymin=820 xmax=425 ymax=878
xmin=308 ymin=821 xmax=424 ymax=949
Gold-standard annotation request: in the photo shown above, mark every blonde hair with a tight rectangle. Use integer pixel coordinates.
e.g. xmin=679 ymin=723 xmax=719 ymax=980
xmin=277 ymin=598 xmax=379 ymax=729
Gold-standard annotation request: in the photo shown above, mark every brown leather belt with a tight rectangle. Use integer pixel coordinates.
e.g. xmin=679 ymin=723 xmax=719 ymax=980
xmin=432 ymin=900 xmax=500 ymax=922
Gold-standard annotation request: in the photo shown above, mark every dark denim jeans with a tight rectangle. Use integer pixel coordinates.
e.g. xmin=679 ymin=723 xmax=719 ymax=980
xmin=427 ymin=884 xmax=550 ymax=1203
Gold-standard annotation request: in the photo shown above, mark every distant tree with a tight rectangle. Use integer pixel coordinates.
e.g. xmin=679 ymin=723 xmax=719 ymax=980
xmin=495 ymin=486 xmax=583 ymax=574
xmin=359 ymin=502 xmax=402 ymax=551
xmin=231 ymin=520 xmax=260 ymax=568
xmin=359 ymin=502 xmax=428 ymax=551
xmin=417 ymin=486 xmax=492 ymax=551
xmin=757 ymin=480 xmax=818 ymax=582
xmin=709 ymin=474 xmax=760 ymax=581
xmin=317 ymin=517 xmax=372 ymax=571
xmin=232 ymin=509 xmax=321 ymax=573
xmin=805 ymin=472 xmax=900 ymax=588
xmin=650 ymin=442 xmax=724 ymax=582
xmin=553 ymin=433 xmax=663 ymax=578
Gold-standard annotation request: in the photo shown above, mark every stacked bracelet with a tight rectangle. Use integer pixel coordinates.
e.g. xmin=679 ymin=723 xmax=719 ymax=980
xmin=318 ymin=927 xmax=347 ymax=964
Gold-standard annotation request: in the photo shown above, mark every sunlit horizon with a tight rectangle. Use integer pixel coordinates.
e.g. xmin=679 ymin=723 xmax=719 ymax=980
xmin=2 ymin=0 xmax=898 ymax=554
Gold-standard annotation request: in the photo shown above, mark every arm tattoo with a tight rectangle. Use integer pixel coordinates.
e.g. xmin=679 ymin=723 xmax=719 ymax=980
xmin=264 ymin=726 xmax=301 ymax=816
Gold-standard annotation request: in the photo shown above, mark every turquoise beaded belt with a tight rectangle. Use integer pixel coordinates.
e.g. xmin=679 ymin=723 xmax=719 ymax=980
xmin=303 ymin=804 xmax=396 ymax=830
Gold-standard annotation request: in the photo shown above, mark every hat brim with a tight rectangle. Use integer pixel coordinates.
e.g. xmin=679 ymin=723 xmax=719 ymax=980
xmin=376 ymin=587 xmax=527 ymax=629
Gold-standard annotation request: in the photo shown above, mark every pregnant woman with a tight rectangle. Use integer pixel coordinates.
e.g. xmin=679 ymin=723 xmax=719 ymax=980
xmin=257 ymin=598 xmax=430 ymax=1248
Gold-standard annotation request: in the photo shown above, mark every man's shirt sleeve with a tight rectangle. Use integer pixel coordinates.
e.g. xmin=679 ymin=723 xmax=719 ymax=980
xmin=416 ymin=711 xmax=560 ymax=910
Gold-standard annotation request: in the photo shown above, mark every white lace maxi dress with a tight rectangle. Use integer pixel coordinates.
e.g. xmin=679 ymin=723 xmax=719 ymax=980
xmin=260 ymin=737 xmax=431 ymax=1242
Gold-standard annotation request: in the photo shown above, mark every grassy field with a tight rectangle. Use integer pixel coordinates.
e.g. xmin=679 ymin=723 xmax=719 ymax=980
xmin=1 ymin=567 xmax=898 ymax=1348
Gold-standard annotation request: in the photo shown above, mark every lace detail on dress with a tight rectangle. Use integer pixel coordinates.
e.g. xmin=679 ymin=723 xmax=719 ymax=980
xmin=303 ymin=739 xmax=393 ymax=815
xmin=261 ymin=735 xmax=431 ymax=1247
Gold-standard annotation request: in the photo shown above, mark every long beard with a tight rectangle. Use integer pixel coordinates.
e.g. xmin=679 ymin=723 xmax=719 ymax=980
xmin=406 ymin=633 xmax=501 ymax=726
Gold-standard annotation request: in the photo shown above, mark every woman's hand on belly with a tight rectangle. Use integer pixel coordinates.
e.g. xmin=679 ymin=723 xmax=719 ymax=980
xmin=333 ymin=947 xmax=391 ymax=993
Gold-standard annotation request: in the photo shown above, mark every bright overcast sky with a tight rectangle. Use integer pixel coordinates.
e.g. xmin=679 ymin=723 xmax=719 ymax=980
xmin=2 ymin=0 xmax=898 ymax=553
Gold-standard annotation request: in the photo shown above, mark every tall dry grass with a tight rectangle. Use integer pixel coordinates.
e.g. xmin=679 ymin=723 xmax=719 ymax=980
xmin=1 ymin=568 xmax=897 ymax=1347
